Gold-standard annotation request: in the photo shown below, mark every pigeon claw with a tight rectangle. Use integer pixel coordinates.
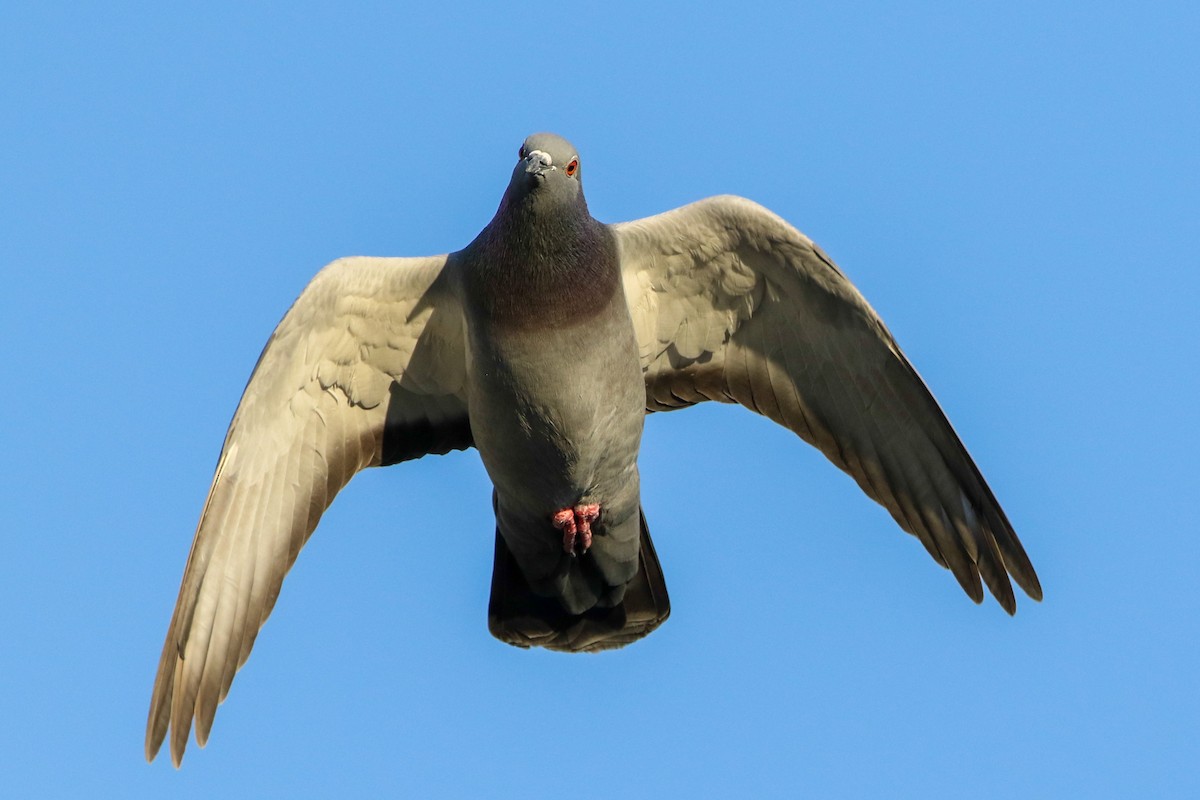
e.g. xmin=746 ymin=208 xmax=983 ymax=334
xmin=552 ymin=504 xmax=600 ymax=555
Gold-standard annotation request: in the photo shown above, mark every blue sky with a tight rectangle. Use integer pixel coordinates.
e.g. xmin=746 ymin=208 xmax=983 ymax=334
xmin=2 ymin=2 xmax=1197 ymax=797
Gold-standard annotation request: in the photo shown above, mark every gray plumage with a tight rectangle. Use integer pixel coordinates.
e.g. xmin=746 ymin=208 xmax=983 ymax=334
xmin=146 ymin=132 xmax=1041 ymax=766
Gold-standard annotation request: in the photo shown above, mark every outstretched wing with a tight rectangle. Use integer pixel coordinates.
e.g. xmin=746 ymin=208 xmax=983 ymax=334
xmin=146 ymin=255 xmax=471 ymax=766
xmin=615 ymin=196 xmax=1040 ymax=612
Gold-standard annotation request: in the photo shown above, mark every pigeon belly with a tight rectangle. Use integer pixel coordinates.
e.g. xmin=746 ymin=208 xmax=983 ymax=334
xmin=466 ymin=294 xmax=645 ymax=525
xmin=463 ymin=279 xmax=647 ymax=609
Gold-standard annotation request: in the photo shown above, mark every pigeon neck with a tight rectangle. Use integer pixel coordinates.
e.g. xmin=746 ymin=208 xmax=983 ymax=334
xmin=467 ymin=195 xmax=619 ymax=330
xmin=504 ymin=192 xmax=592 ymax=260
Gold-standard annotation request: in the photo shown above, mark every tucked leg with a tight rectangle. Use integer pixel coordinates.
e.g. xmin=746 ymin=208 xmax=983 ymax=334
xmin=552 ymin=504 xmax=601 ymax=555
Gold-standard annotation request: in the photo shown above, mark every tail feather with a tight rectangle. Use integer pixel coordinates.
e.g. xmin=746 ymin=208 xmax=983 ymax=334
xmin=488 ymin=508 xmax=670 ymax=652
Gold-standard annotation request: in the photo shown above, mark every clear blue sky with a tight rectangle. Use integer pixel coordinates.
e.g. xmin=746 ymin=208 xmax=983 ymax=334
xmin=2 ymin=2 xmax=1196 ymax=797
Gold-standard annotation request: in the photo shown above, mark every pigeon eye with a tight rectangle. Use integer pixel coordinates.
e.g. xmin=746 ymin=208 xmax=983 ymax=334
xmin=565 ymin=158 xmax=579 ymax=177
xmin=519 ymin=145 xmax=527 ymax=159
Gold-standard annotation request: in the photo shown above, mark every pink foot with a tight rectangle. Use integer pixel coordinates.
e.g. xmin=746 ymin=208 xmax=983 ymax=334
xmin=551 ymin=504 xmax=601 ymax=555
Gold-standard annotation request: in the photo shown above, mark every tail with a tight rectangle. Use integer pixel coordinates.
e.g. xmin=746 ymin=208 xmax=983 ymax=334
xmin=487 ymin=508 xmax=671 ymax=652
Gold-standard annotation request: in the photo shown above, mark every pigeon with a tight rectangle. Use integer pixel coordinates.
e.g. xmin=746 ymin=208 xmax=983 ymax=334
xmin=146 ymin=132 xmax=1041 ymax=766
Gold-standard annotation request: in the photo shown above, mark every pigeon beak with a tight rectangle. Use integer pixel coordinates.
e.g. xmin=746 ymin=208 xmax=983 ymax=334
xmin=523 ymin=150 xmax=553 ymax=179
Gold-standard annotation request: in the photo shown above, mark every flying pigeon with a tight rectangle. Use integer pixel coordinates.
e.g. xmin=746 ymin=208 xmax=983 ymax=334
xmin=146 ymin=132 xmax=1041 ymax=766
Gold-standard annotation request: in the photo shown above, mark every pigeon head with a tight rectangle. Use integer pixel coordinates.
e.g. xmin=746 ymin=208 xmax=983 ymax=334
xmin=505 ymin=132 xmax=585 ymax=209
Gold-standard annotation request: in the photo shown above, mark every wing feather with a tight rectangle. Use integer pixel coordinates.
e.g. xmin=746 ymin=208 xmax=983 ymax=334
xmin=616 ymin=196 xmax=1041 ymax=610
xmin=146 ymin=255 xmax=472 ymax=765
